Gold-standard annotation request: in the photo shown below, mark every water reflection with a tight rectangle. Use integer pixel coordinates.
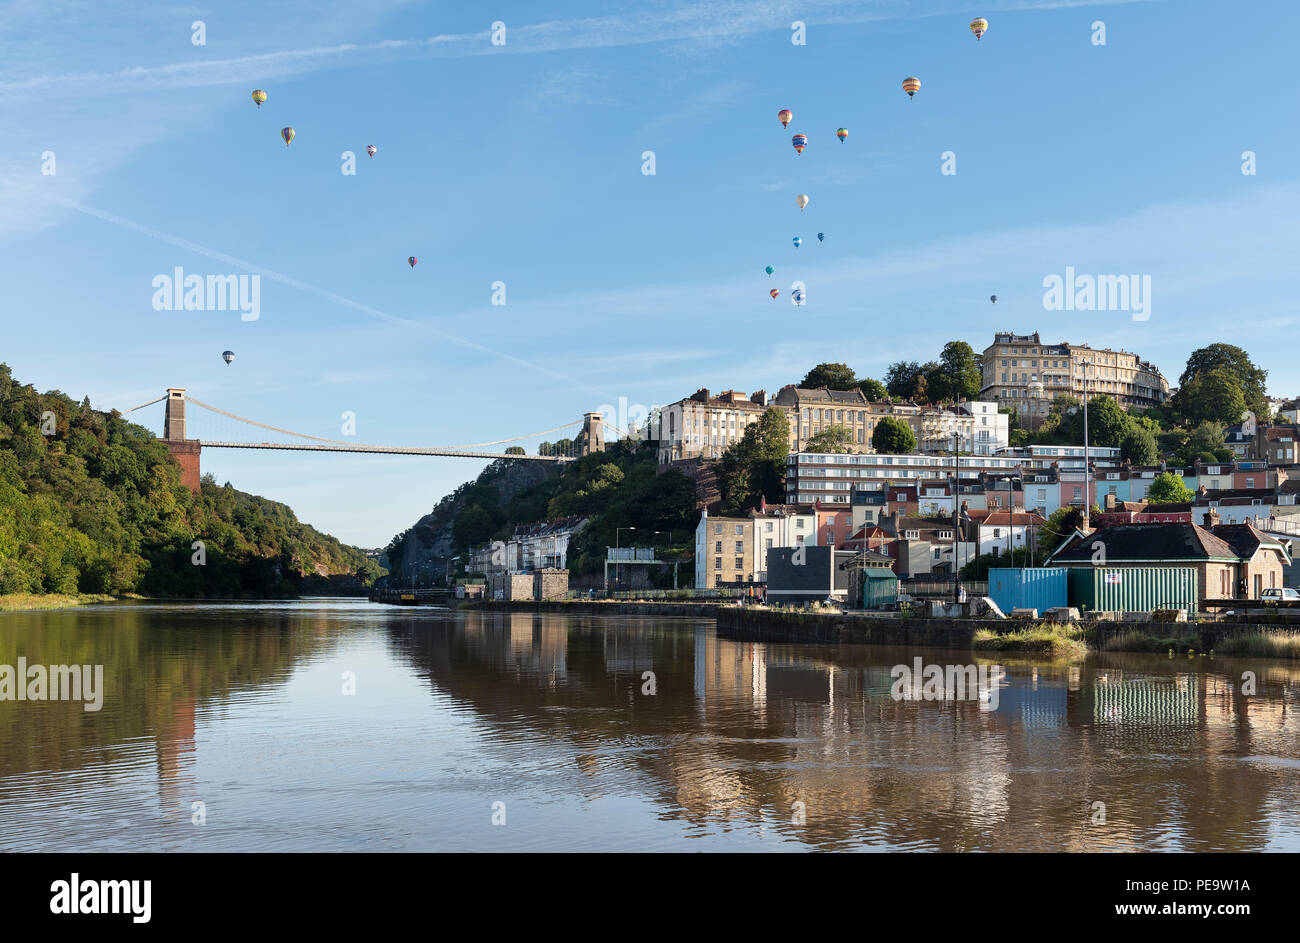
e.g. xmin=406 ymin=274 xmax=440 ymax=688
xmin=1 ymin=601 xmax=1298 ymax=852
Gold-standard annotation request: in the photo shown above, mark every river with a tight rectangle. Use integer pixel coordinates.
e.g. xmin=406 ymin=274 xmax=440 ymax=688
xmin=1 ymin=598 xmax=1298 ymax=852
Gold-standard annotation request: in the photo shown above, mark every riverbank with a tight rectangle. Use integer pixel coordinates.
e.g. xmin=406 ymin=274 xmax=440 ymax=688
xmin=458 ymin=599 xmax=1300 ymax=659
xmin=0 ymin=593 xmax=127 ymax=611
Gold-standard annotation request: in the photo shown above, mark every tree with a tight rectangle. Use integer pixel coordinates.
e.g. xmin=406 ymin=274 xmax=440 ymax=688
xmin=452 ymin=505 xmax=496 ymax=549
xmin=1179 ymin=421 xmax=1227 ymax=465
xmin=504 ymin=446 xmax=526 ymax=456
xmin=1120 ymin=426 xmax=1158 ymax=465
xmin=718 ymin=407 xmax=789 ymax=513
xmin=805 ymin=424 xmax=855 ymax=453
xmin=872 ymin=416 xmax=916 ymax=454
xmin=929 ymin=341 xmax=982 ymax=403
xmin=1175 ymin=368 xmax=1248 ymax=426
xmin=857 ymin=378 xmax=887 ymax=401
xmin=884 ymin=361 xmax=926 ymax=401
xmin=800 ymin=362 xmax=857 ymax=390
xmin=1147 ymin=471 xmax=1194 ymax=504
xmin=1069 ymin=394 xmax=1129 ymax=448
xmin=1180 ymin=344 xmax=1268 ymax=420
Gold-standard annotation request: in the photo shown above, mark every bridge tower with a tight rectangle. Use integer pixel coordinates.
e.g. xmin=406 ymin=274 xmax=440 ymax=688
xmin=577 ymin=412 xmax=605 ymax=456
xmin=163 ymin=388 xmax=202 ymax=492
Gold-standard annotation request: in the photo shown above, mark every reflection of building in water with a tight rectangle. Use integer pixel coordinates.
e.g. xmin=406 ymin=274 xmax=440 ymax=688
xmin=693 ymin=627 xmax=766 ymax=721
xmin=154 ymin=696 xmax=197 ymax=819
xmin=1089 ymin=673 xmax=1201 ymax=726
xmin=603 ymin=624 xmax=659 ymax=675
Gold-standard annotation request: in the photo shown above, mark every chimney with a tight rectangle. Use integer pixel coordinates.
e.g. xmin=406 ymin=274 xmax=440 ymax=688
xmin=753 ymin=389 xmax=768 ymax=407
xmin=1203 ymin=507 xmax=1221 ymax=528
xmin=1104 ymin=493 xmax=1118 ymax=510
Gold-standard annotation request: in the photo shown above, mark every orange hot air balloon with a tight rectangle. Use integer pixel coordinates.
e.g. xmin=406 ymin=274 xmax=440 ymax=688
xmin=970 ymin=18 xmax=988 ymax=40
xmin=770 ymin=289 xmax=780 ymax=300
xmin=280 ymin=126 xmax=295 ymax=146
xmin=777 ymin=109 xmax=792 ymax=128
xmin=902 ymin=77 xmax=921 ymax=99
xmin=251 ymin=89 xmax=267 ymax=108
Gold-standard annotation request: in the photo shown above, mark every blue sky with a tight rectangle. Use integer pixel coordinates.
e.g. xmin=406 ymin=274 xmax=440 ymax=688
xmin=2 ymin=0 xmax=1298 ymax=547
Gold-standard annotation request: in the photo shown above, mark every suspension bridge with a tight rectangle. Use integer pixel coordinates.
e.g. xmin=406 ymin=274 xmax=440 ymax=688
xmin=126 ymin=388 xmax=618 ymax=491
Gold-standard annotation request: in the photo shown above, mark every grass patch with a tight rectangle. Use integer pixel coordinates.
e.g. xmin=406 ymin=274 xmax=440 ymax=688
xmin=0 ymin=593 xmax=121 ymax=611
xmin=1213 ymin=630 xmax=1300 ymax=659
xmin=972 ymin=622 xmax=1088 ymax=659
xmin=1099 ymin=630 xmax=1200 ymax=654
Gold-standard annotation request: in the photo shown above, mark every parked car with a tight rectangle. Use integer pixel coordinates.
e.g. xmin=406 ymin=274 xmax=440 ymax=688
xmin=1260 ymin=587 xmax=1300 ymax=601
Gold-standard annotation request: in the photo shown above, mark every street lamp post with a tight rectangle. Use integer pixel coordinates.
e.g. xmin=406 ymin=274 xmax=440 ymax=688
xmin=1081 ymin=358 xmax=1091 ymax=531
xmin=615 ymin=526 xmax=636 ymax=593
xmin=1001 ymin=476 xmax=1013 ymax=562
xmin=952 ymin=432 xmax=961 ymax=604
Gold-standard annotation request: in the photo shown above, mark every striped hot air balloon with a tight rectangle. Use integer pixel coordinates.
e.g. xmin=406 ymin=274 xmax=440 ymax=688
xmin=366 ymin=145 xmax=377 ymax=158
xmin=836 ymin=127 xmax=848 ymax=142
xmin=792 ymin=236 xmax=803 ymax=248
xmin=280 ymin=126 xmax=295 ymax=146
xmin=777 ymin=109 xmax=792 ymax=128
xmin=221 ymin=350 xmax=235 ymax=365
xmin=902 ymin=77 xmax=921 ymax=99
xmin=408 ymin=256 xmax=418 ymax=269
xmin=791 ymin=133 xmax=808 ymax=155
xmin=970 ymin=18 xmax=988 ymax=40
xmin=770 ymin=289 xmax=780 ymax=300
xmin=251 ymin=89 xmax=267 ymax=108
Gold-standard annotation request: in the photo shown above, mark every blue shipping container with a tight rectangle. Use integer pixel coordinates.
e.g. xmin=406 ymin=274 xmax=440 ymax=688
xmin=988 ymin=568 xmax=1068 ymax=615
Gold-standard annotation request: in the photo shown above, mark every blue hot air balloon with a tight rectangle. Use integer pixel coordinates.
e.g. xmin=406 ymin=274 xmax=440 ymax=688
xmin=792 ymin=288 xmax=806 ymax=305
xmin=817 ymin=232 xmax=825 ymax=243
xmin=765 ymin=265 xmax=774 ymax=276
xmin=792 ymin=236 xmax=803 ymax=248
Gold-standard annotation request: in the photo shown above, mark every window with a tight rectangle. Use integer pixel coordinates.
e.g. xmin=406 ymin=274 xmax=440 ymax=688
xmin=714 ymin=541 xmax=722 ymax=553
xmin=735 ymin=525 xmax=743 ymax=535
xmin=735 ymin=541 xmax=744 ymax=553
xmin=765 ymin=521 xmax=774 ymax=531
xmin=714 ymin=524 xmax=722 ymax=535
xmin=734 ymin=557 xmax=744 ymax=569
xmin=715 ymin=557 xmax=722 ymax=570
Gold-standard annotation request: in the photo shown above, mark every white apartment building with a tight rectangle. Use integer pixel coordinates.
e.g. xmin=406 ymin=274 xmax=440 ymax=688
xmin=750 ymin=506 xmax=818 ymax=581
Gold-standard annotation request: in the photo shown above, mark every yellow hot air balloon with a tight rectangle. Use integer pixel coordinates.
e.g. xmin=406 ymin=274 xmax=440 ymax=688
xmin=251 ymin=89 xmax=267 ymax=108
xmin=796 ymin=194 xmax=810 ymax=211
xmin=902 ymin=77 xmax=921 ymax=99
xmin=281 ymin=126 xmax=295 ymax=147
xmin=970 ymin=18 xmax=988 ymax=40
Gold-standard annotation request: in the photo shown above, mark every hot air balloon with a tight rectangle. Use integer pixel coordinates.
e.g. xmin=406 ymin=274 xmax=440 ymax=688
xmin=366 ymin=145 xmax=377 ymax=158
xmin=765 ymin=265 xmax=774 ymax=276
xmin=796 ymin=194 xmax=810 ymax=211
xmin=970 ymin=18 xmax=988 ymax=40
xmin=791 ymin=133 xmax=808 ymax=155
xmin=792 ymin=289 xmax=806 ymax=305
xmin=770 ymin=289 xmax=780 ymax=300
xmin=251 ymin=89 xmax=267 ymax=108
xmin=777 ymin=109 xmax=792 ymax=128
xmin=792 ymin=236 xmax=802 ymax=248
xmin=280 ymin=126 xmax=295 ymax=146
xmin=221 ymin=350 xmax=235 ymax=365
xmin=408 ymin=256 xmax=418 ymax=269
xmin=817 ymin=232 xmax=825 ymax=242
xmin=990 ymin=294 xmax=998 ymax=303
xmin=902 ymin=77 xmax=921 ymax=99
xmin=836 ymin=127 xmax=848 ymax=142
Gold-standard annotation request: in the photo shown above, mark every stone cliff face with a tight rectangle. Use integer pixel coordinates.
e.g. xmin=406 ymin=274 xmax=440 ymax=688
xmin=383 ymin=459 xmax=555 ymax=585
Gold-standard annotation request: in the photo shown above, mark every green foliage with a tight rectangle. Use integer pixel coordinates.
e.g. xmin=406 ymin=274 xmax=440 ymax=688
xmin=1069 ymin=394 xmax=1128 ymax=448
xmin=800 ymin=362 xmax=858 ymax=390
xmin=960 ymin=546 xmax=1034 ymax=580
xmin=504 ymin=446 xmax=526 ymax=456
xmin=804 ymin=424 xmax=855 ymax=453
xmin=718 ymin=407 xmax=790 ymax=513
xmin=1147 ymin=471 xmax=1194 ymax=504
xmin=1178 ymin=421 xmax=1227 ymax=466
xmin=1120 ymin=425 xmax=1158 ymax=465
xmin=1175 ymin=367 xmax=1248 ymax=426
xmin=928 ymin=341 xmax=982 ymax=403
xmin=884 ymin=361 xmax=926 ymax=401
xmin=1037 ymin=507 xmax=1082 ymax=557
xmin=857 ymin=378 xmax=888 ymax=401
xmin=872 ymin=416 xmax=916 ymax=454
xmin=0 ymin=363 xmax=382 ymax=597
xmin=1179 ymin=343 xmax=1268 ymax=421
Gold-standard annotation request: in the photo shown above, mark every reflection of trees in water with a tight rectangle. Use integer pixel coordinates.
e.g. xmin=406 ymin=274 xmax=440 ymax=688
xmin=390 ymin=613 xmax=1300 ymax=852
xmin=0 ymin=606 xmax=350 ymax=783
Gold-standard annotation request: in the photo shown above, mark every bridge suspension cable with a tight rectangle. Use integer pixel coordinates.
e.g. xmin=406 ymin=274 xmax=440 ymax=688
xmin=123 ymin=394 xmax=168 ymax=413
